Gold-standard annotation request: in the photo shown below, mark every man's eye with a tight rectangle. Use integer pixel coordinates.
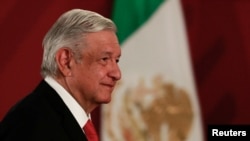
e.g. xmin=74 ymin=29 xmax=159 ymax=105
xmin=116 ymin=59 xmax=120 ymax=63
xmin=102 ymin=57 xmax=108 ymax=61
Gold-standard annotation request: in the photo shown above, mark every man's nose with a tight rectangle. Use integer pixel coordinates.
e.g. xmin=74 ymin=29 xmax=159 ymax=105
xmin=108 ymin=62 xmax=121 ymax=81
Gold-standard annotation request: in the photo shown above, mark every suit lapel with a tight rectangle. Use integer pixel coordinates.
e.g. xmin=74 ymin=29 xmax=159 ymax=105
xmin=34 ymin=80 xmax=88 ymax=141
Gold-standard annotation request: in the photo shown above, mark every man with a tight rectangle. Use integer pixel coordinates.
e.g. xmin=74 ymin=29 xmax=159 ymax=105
xmin=0 ymin=9 xmax=121 ymax=141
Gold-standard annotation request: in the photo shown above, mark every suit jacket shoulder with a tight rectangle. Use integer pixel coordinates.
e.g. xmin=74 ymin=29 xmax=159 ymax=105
xmin=0 ymin=80 xmax=87 ymax=141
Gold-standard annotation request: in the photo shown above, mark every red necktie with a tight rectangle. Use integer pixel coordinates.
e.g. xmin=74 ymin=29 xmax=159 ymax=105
xmin=83 ymin=119 xmax=99 ymax=141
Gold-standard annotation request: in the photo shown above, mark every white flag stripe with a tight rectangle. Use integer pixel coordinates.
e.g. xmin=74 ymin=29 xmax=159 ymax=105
xmin=102 ymin=0 xmax=204 ymax=140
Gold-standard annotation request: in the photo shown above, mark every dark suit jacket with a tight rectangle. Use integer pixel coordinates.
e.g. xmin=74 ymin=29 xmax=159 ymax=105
xmin=0 ymin=80 xmax=88 ymax=141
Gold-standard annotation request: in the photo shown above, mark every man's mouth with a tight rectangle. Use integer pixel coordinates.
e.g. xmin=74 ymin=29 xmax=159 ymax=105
xmin=102 ymin=83 xmax=115 ymax=88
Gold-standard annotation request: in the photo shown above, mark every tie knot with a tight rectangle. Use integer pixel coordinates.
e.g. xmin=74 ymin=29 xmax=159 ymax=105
xmin=83 ymin=120 xmax=99 ymax=141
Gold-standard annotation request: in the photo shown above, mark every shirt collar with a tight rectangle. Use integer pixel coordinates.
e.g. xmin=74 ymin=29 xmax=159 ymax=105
xmin=45 ymin=76 xmax=89 ymax=128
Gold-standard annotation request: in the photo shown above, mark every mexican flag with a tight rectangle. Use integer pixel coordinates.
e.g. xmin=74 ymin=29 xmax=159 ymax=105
xmin=101 ymin=0 xmax=204 ymax=141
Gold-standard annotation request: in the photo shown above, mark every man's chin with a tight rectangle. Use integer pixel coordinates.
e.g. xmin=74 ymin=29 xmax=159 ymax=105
xmin=102 ymin=99 xmax=111 ymax=104
xmin=97 ymin=97 xmax=112 ymax=104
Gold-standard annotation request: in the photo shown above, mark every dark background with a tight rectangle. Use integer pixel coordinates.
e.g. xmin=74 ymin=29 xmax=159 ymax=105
xmin=1 ymin=0 xmax=250 ymax=139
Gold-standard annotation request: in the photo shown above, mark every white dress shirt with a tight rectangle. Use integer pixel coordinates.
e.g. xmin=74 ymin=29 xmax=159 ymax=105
xmin=45 ymin=76 xmax=89 ymax=128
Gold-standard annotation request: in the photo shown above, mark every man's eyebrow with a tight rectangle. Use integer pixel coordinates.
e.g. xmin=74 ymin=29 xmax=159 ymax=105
xmin=101 ymin=52 xmax=112 ymax=55
xmin=101 ymin=51 xmax=121 ymax=57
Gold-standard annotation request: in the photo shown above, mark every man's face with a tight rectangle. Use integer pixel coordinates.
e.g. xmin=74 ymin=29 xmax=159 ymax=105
xmin=69 ymin=30 xmax=121 ymax=106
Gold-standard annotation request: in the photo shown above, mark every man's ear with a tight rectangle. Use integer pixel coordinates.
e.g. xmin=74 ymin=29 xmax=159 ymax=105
xmin=55 ymin=48 xmax=73 ymax=77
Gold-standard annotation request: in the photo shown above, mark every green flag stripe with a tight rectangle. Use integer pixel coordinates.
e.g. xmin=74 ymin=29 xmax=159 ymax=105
xmin=112 ymin=0 xmax=165 ymax=44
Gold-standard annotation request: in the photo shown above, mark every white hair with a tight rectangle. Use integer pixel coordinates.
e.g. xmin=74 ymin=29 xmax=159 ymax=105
xmin=41 ymin=9 xmax=117 ymax=77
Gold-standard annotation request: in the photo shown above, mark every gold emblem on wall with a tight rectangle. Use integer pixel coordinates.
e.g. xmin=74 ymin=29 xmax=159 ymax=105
xmin=104 ymin=75 xmax=194 ymax=141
